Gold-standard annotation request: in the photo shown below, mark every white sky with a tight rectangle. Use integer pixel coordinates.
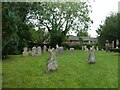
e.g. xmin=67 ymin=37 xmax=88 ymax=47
xmin=88 ymin=0 xmax=119 ymax=37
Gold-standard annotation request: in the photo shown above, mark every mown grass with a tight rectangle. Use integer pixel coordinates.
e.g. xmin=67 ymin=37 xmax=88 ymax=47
xmin=2 ymin=50 xmax=118 ymax=88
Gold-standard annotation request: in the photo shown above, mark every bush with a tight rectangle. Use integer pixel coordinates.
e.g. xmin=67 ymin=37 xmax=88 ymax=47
xmin=83 ymin=42 xmax=98 ymax=50
xmin=62 ymin=44 xmax=82 ymax=50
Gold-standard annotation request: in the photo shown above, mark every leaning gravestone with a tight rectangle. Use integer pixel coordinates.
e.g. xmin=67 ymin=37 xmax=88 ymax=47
xmin=43 ymin=45 xmax=47 ymax=53
xmin=46 ymin=48 xmax=58 ymax=73
xmin=32 ymin=46 xmax=37 ymax=56
xmin=36 ymin=46 xmax=41 ymax=56
xmin=22 ymin=47 xmax=28 ymax=56
xmin=88 ymin=46 xmax=96 ymax=64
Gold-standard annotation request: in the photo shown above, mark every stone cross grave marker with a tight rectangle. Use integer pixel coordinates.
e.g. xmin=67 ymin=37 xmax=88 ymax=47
xmin=88 ymin=46 xmax=96 ymax=64
xmin=46 ymin=48 xmax=58 ymax=73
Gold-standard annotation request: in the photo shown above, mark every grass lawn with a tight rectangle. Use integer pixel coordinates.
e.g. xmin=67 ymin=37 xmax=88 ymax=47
xmin=2 ymin=50 xmax=118 ymax=88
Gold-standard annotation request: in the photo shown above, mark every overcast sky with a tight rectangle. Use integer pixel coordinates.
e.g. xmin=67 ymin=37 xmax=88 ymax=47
xmin=88 ymin=0 xmax=119 ymax=37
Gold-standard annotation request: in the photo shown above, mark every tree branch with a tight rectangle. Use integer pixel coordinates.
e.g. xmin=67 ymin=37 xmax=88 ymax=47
xmin=39 ymin=18 xmax=51 ymax=32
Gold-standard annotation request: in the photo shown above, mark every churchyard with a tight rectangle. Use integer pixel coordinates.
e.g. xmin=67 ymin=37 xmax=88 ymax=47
xmin=2 ymin=2 xmax=119 ymax=89
xmin=2 ymin=50 xmax=118 ymax=88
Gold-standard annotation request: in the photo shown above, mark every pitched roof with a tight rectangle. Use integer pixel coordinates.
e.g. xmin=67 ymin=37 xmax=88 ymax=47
xmin=68 ymin=35 xmax=97 ymax=42
xmin=81 ymin=37 xmax=97 ymax=42
xmin=68 ymin=35 xmax=79 ymax=41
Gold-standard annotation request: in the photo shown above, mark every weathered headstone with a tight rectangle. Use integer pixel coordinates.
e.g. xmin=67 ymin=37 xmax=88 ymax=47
xmin=56 ymin=45 xmax=64 ymax=54
xmin=59 ymin=46 xmax=64 ymax=54
xmin=37 ymin=46 xmax=42 ymax=56
xmin=43 ymin=45 xmax=47 ymax=53
xmin=32 ymin=46 xmax=37 ymax=56
xmin=56 ymin=44 xmax=59 ymax=53
xmin=116 ymin=39 xmax=119 ymax=49
xmin=69 ymin=48 xmax=74 ymax=52
xmin=88 ymin=46 xmax=96 ymax=64
xmin=112 ymin=41 xmax=114 ymax=49
xmin=56 ymin=44 xmax=59 ymax=48
xmin=84 ymin=45 xmax=88 ymax=52
xmin=22 ymin=47 xmax=28 ymax=56
xmin=96 ymin=46 xmax=99 ymax=51
xmin=46 ymin=48 xmax=58 ymax=73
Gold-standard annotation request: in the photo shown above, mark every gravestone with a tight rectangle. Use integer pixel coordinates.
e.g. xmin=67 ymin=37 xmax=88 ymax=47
xmin=56 ymin=44 xmax=59 ymax=49
xmin=48 ymin=46 xmax=51 ymax=52
xmin=116 ymin=39 xmax=119 ymax=49
xmin=84 ymin=45 xmax=88 ymax=52
xmin=69 ymin=48 xmax=74 ymax=52
xmin=56 ymin=44 xmax=59 ymax=53
xmin=32 ymin=46 xmax=37 ymax=56
xmin=59 ymin=46 xmax=64 ymax=54
xmin=96 ymin=46 xmax=99 ymax=50
xmin=46 ymin=48 xmax=58 ymax=73
xmin=88 ymin=46 xmax=96 ymax=64
xmin=56 ymin=45 xmax=64 ymax=54
xmin=112 ymin=41 xmax=114 ymax=49
xmin=43 ymin=45 xmax=47 ymax=53
xmin=37 ymin=46 xmax=41 ymax=56
xmin=22 ymin=47 xmax=28 ymax=56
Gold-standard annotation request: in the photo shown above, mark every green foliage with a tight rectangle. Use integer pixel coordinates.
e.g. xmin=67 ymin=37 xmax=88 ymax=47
xmin=63 ymin=44 xmax=82 ymax=50
xmin=28 ymin=2 xmax=92 ymax=47
xmin=96 ymin=13 xmax=119 ymax=49
xmin=2 ymin=2 xmax=33 ymax=56
xmin=77 ymin=31 xmax=89 ymax=45
xmin=2 ymin=2 xmax=20 ymax=55
xmin=77 ymin=31 xmax=89 ymax=37
xmin=29 ymin=28 xmax=48 ymax=45
xmin=2 ymin=51 xmax=118 ymax=88
xmin=83 ymin=42 xmax=98 ymax=49
xmin=2 ymin=2 xmax=92 ymax=56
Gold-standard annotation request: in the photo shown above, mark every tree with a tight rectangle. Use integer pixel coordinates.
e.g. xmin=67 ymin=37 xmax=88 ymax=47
xmin=96 ymin=13 xmax=119 ymax=49
xmin=2 ymin=2 xmax=32 ymax=56
xmin=29 ymin=28 xmax=49 ymax=45
xmin=28 ymin=2 xmax=92 ymax=47
xmin=77 ymin=30 xmax=89 ymax=45
xmin=2 ymin=2 xmax=92 ymax=57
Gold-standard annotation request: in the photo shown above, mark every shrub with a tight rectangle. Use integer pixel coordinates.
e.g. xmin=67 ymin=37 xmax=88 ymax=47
xmin=62 ymin=44 xmax=82 ymax=50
